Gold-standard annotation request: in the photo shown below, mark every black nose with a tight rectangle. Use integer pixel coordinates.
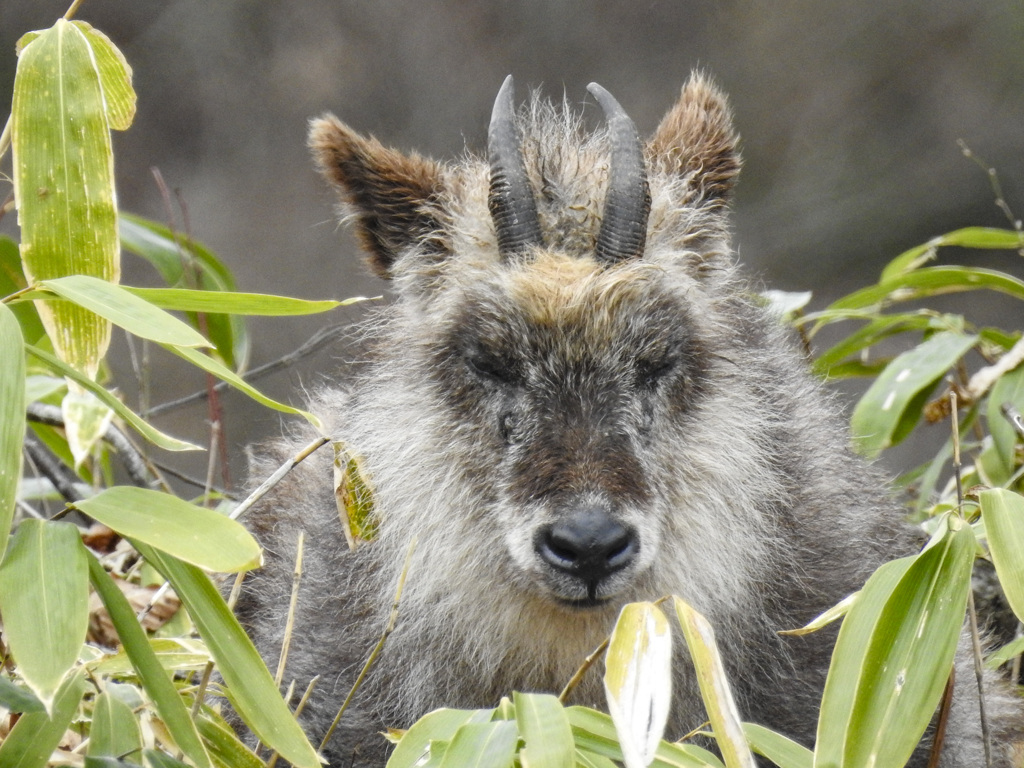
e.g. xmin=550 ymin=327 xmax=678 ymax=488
xmin=536 ymin=506 xmax=637 ymax=585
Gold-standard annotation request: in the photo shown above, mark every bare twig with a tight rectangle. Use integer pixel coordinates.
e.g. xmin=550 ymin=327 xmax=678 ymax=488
xmin=229 ymin=436 xmax=330 ymax=521
xmin=558 ymin=637 xmax=610 ymax=704
xmin=64 ymin=0 xmax=88 ymax=20
xmin=958 ymin=140 xmax=1024 ymax=254
xmin=927 ymin=669 xmax=956 ymax=768
xmin=1000 ymin=403 xmax=1024 ymax=441
xmin=24 ymin=434 xmax=85 ymax=508
xmin=275 ymin=531 xmax=305 ymax=688
xmin=146 ymin=324 xmax=349 ymax=417
xmin=320 ymin=539 xmax=417 ymax=753
xmin=965 ymin=336 xmax=1024 ymax=404
xmin=952 ymin=391 xmax=992 ymax=767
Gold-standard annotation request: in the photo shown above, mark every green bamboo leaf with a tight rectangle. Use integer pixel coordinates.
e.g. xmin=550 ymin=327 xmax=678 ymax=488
xmin=815 ymin=521 xmax=974 ymax=768
xmin=830 ymin=266 xmax=1024 ymax=312
xmin=0 ymin=235 xmax=46 ymax=343
xmin=850 ymin=331 xmax=978 ymax=458
xmin=25 ymin=343 xmax=200 ymax=452
xmin=196 ymin=715 xmax=265 ymax=768
xmin=126 ymin=286 xmax=356 ymax=316
xmin=120 ymin=213 xmax=249 ymax=370
xmin=88 ymin=637 xmax=210 ymax=676
xmin=0 ymin=303 xmax=26 ymax=549
xmin=566 ymin=707 xmax=724 ymax=768
xmin=0 ymin=668 xmax=87 ymax=768
xmin=673 ymin=598 xmax=755 ymax=768
xmin=72 ymin=486 xmax=261 ymax=572
xmin=37 ymin=275 xmax=208 ymax=347
xmin=139 ymin=544 xmax=321 ymax=768
xmin=73 ymin=21 xmax=136 ymax=130
xmin=813 ymin=556 xmax=914 ymax=767
xmin=741 ymin=724 xmax=812 ymax=768
xmin=0 ymin=520 xmax=88 ymax=712
xmin=437 ymin=722 xmax=519 ymax=768
xmin=89 ymin=691 xmax=143 ymax=759
xmin=981 ymin=489 xmax=1024 ymax=623
xmin=167 ymin=343 xmax=323 ymax=429
xmin=13 ymin=19 xmax=121 ymax=380
xmin=143 ymin=750 xmax=193 ymax=768
xmin=881 ymin=227 xmax=1023 ymax=282
xmin=989 ymin=363 xmax=1024 ymax=476
xmin=604 ymin=602 xmax=673 ymax=768
xmin=386 ymin=708 xmax=494 ymax=768
xmin=576 ymin=749 xmax=623 ymax=768
xmin=514 ymin=692 xmax=574 ymax=768
xmin=0 ymin=676 xmax=45 ymax=713
xmin=86 ymin=552 xmax=212 ymax=767
xmin=810 ymin=313 xmax=942 ymax=378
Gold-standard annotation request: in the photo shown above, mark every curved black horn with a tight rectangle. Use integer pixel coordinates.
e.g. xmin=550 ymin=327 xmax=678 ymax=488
xmin=587 ymin=83 xmax=651 ymax=263
xmin=488 ymin=75 xmax=543 ymax=258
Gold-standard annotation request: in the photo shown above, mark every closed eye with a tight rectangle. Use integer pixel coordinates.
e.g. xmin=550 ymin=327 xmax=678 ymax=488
xmin=465 ymin=350 xmax=519 ymax=385
xmin=636 ymin=357 xmax=677 ymax=390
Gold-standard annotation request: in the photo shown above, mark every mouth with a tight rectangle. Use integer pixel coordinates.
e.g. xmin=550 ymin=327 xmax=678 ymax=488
xmin=555 ymin=594 xmax=615 ymax=610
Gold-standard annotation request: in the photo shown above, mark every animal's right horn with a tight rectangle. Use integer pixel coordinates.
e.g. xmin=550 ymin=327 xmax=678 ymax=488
xmin=488 ymin=75 xmax=543 ymax=258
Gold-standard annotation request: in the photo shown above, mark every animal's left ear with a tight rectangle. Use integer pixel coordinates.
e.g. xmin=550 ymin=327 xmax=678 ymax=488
xmin=648 ymin=73 xmax=741 ymax=204
xmin=309 ymin=115 xmax=447 ymax=280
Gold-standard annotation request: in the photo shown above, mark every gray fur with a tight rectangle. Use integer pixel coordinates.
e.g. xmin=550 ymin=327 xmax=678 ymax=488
xmin=233 ymin=75 xmax=1024 ymax=766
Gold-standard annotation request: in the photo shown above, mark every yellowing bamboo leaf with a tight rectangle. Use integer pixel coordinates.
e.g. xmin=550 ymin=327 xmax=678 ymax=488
xmin=386 ymin=708 xmax=494 ymax=768
xmin=981 ymin=489 xmax=1024 ymax=623
xmin=13 ymin=19 xmax=122 ymax=380
xmin=514 ymin=692 xmax=575 ymax=768
xmin=0 ymin=520 xmax=89 ymax=713
xmin=73 ymin=486 xmax=262 ymax=573
xmin=63 ymin=383 xmax=114 ymax=467
xmin=604 ymin=602 xmax=673 ymax=768
xmin=778 ymin=593 xmax=856 ymax=637
xmin=0 ymin=303 xmax=26 ymax=549
xmin=673 ymin=598 xmax=755 ymax=768
xmin=73 ymin=21 xmax=136 ymax=130
xmin=334 ymin=442 xmax=378 ymax=548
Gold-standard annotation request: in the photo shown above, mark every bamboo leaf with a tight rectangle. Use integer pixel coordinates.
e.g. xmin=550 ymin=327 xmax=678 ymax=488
xmin=126 ymin=286 xmax=357 ymax=316
xmin=0 ymin=235 xmax=46 ymax=343
xmin=989 ymin=363 xmax=1024 ymax=476
xmin=139 ymin=544 xmax=321 ymax=768
xmin=62 ymin=384 xmax=114 ymax=467
xmin=880 ymin=227 xmax=1023 ymax=282
xmin=437 ymin=721 xmax=519 ymax=768
xmin=0 ymin=520 xmax=88 ymax=712
xmin=86 ymin=552 xmax=212 ymax=767
xmin=38 ymin=275 xmax=209 ymax=347
xmin=120 ymin=213 xmax=249 ymax=370
xmin=604 ymin=602 xmax=673 ymax=768
xmin=386 ymin=708 xmax=494 ymax=768
xmin=981 ymin=489 xmax=1024 ymax=623
xmin=0 ymin=668 xmax=87 ymax=768
xmin=815 ymin=521 xmax=974 ymax=768
xmin=741 ymin=724 xmax=812 ymax=768
xmin=196 ymin=715 xmax=265 ymax=768
xmin=73 ymin=21 xmax=136 ymax=130
xmin=830 ymin=266 xmax=1024 ymax=312
xmin=672 ymin=598 xmax=755 ymax=768
xmin=0 ymin=676 xmax=45 ymax=714
xmin=850 ymin=331 xmax=977 ymax=458
xmin=88 ymin=691 xmax=143 ymax=759
xmin=514 ymin=692 xmax=575 ymax=768
xmin=25 ymin=343 xmax=200 ymax=452
xmin=72 ymin=486 xmax=262 ymax=572
xmin=13 ymin=19 xmax=121 ymax=380
xmin=166 ymin=343 xmax=323 ymax=429
xmin=0 ymin=303 xmax=26 ymax=549
xmin=566 ymin=707 xmax=724 ymax=768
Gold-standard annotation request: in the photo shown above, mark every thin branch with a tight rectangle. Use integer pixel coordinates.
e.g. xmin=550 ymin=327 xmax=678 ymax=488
xmin=320 ymin=539 xmax=417 ymax=753
xmin=274 ymin=530 xmax=305 ymax=688
xmin=952 ymin=391 xmax=992 ymax=767
xmin=146 ymin=324 xmax=349 ymax=417
xmin=24 ymin=434 xmax=85 ymax=507
xmin=958 ymin=140 xmax=1024 ymax=254
xmin=558 ymin=637 xmax=609 ymax=704
xmin=229 ymin=436 xmax=330 ymax=522
xmin=64 ymin=0 xmax=88 ymax=20
xmin=927 ymin=669 xmax=956 ymax=768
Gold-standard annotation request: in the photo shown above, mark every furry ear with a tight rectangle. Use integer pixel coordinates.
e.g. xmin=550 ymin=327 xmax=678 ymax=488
xmin=309 ymin=115 xmax=446 ymax=280
xmin=648 ymin=73 xmax=741 ymax=203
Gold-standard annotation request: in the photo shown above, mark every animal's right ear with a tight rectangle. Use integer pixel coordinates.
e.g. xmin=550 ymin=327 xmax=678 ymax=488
xmin=309 ymin=115 xmax=446 ymax=280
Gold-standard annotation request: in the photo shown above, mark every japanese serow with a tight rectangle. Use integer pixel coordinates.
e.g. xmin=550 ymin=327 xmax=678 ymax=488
xmin=234 ymin=74 xmax=1024 ymax=766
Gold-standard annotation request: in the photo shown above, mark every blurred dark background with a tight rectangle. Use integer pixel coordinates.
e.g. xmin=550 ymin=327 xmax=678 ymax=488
xmin=3 ymin=1 xmax=1023 ymax=487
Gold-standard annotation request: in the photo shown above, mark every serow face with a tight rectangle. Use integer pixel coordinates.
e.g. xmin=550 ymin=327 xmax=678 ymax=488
xmin=435 ymin=259 xmax=706 ymax=608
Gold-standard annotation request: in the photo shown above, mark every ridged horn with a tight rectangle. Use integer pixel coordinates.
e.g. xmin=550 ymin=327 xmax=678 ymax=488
xmin=587 ymin=82 xmax=651 ymax=263
xmin=488 ymin=75 xmax=543 ymax=258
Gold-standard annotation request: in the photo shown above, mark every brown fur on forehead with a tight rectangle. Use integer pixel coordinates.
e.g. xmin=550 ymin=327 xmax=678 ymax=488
xmin=505 ymin=250 xmax=670 ymax=333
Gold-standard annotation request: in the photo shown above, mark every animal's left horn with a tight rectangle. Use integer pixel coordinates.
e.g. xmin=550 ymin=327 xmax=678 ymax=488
xmin=588 ymin=83 xmax=651 ymax=263
xmin=488 ymin=75 xmax=543 ymax=258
